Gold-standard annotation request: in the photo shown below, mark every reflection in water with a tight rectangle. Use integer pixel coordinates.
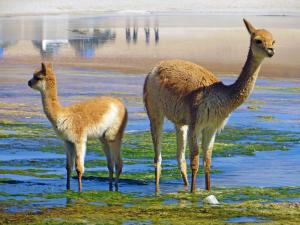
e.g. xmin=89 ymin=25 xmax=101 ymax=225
xmin=0 ymin=41 xmax=15 ymax=59
xmin=154 ymin=27 xmax=159 ymax=44
xmin=144 ymin=27 xmax=150 ymax=44
xmin=133 ymin=27 xmax=138 ymax=44
xmin=125 ymin=27 xmax=131 ymax=43
xmin=32 ymin=40 xmax=68 ymax=58
xmin=125 ymin=27 xmax=136 ymax=44
xmin=125 ymin=27 xmax=160 ymax=45
xmin=69 ymin=29 xmax=116 ymax=59
xmin=0 ymin=16 xmax=161 ymax=60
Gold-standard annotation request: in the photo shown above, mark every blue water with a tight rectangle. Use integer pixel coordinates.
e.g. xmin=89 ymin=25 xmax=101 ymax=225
xmin=227 ymin=216 xmax=271 ymax=223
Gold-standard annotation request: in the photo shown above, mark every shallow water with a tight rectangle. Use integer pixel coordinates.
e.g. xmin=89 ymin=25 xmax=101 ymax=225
xmin=0 ymin=66 xmax=299 ymax=199
xmin=227 ymin=216 xmax=271 ymax=223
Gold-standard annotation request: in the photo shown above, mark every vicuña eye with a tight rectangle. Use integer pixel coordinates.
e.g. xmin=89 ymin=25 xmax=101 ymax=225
xmin=255 ymin=39 xmax=262 ymax=44
xmin=34 ymin=76 xmax=42 ymax=81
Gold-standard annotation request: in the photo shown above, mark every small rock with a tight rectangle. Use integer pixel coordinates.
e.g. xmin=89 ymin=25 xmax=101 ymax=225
xmin=203 ymin=195 xmax=220 ymax=205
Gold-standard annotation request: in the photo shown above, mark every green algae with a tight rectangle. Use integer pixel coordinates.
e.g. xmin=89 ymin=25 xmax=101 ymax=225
xmin=255 ymin=85 xmax=300 ymax=93
xmin=247 ymin=105 xmax=261 ymax=110
xmin=0 ymin=119 xmax=54 ymax=139
xmin=17 ymin=186 xmax=300 ymax=205
xmin=119 ymin=127 xmax=297 ymax=159
xmin=246 ymin=99 xmax=266 ymax=105
xmin=45 ymin=190 xmax=140 ymax=205
xmin=0 ymin=169 xmax=63 ymax=179
xmin=271 ymin=135 xmax=300 ymax=143
xmin=85 ymin=159 xmax=136 ymax=168
xmin=2 ymin=119 xmax=298 ymax=160
xmin=85 ymin=159 xmax=109 ymax=168
xmin=246 ymin=98 xmax=266 ymax=110
xmin=170 ymin=186 xmax=300 ymax=203
xmin=1 ymin=186 xmax=300 ymax=225
xmin=257 ymin=115 xmax=275 ymax=121
xmin=213 ymin=142 xmax=288 ymax=157
xmin=39 ymin=145 xmax=64 ymax=154
xmin=84 ymin=166 xmax=221 ymax=182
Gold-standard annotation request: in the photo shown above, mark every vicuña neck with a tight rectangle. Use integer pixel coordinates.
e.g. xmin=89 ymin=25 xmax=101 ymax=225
xmin=228 ymin=46 xmax=264 ymax=110
xmin=41 ymin=82 xmax=61 ymax=125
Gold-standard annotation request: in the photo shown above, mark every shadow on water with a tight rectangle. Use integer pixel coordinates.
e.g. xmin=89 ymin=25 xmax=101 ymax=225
xmin=82 ymin=176 xmax=148 ymax=186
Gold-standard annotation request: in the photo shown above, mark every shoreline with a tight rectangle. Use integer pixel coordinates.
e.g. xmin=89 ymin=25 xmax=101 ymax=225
xmin=1 ymin=61 xmax=299 ymax=83
xmin=1 ymin=57 xmax=299 ymax=81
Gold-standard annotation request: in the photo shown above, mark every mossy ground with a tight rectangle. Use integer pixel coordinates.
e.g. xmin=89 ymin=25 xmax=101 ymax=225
xmin=1 ymin=186 xmax=300 ymax=224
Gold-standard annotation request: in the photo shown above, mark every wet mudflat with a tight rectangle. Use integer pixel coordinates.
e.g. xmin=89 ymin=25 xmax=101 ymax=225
xmin=0 ymin=65 xmax=300 ymax=224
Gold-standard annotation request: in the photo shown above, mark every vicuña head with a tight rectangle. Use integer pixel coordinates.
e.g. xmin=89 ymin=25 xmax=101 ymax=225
xmin=28 ymin=62 xmax=56 ymax=92
xmin=28 ymin=63 xmax=128 ymax=192
xmin=244 ymin=18 xmax=275 ymax=58
xmin=143 ymin=19 xmax=275 ymax=193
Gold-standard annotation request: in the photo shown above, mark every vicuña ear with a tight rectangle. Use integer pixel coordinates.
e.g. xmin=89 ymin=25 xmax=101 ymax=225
xmin=47 ymin=63 xmax=53 ymax=70
xmin=243 ymin=18 xmax=256 ymax=34
xmin=41 ymin=62 xmax=47 ymax=75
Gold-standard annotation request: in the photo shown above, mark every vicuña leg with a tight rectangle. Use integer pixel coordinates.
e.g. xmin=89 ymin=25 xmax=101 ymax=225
xmin=101 ymin=140 xmax=114 ymax=190
xmin=149 ymin=114 xmax=163 ymax=193
xmin=108 ymin=138 xmax=123 ymax=191
xmin=202 ymin=128 xmax=216 ymax=191
xmin=74 ymin=142 xmax=86 ymax=192
xmin=175 ymin=125 xmax=189 ymax=186
xmin=65 ymin=141 xmax=75 ymax=190
xmin=188 ymin=127 xmax=199 ymax=193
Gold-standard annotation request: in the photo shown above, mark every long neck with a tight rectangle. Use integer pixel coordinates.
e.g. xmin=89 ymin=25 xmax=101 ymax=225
xmin=41 ymin=82 xmax=61 ymax=125
xmin=228 ymin=46 xmax=264 ymax=110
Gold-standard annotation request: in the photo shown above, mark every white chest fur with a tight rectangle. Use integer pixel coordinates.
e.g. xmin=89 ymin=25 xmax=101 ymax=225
xmin=86 ymin=103 xmax=119 ymax=138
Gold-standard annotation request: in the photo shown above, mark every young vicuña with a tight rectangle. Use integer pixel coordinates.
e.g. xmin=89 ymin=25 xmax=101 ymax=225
xmin=28 ymin=63 xmax=127 ymax=192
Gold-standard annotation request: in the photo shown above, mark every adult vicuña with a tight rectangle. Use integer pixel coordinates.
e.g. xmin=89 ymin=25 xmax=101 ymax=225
xmin=143 ymin=19 xmax=275 ymax=193
xmin=28 ymin=63 xmax=127 ymax=192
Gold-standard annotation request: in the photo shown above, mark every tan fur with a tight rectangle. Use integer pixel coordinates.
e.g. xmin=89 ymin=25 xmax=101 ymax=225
xmin=143 ymin=19 xmax=275 ymax=193
xmin=28 ymin=63 xmax=127 ymax=192
xmin=158 ymin=60 xmax=219 ymax=97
